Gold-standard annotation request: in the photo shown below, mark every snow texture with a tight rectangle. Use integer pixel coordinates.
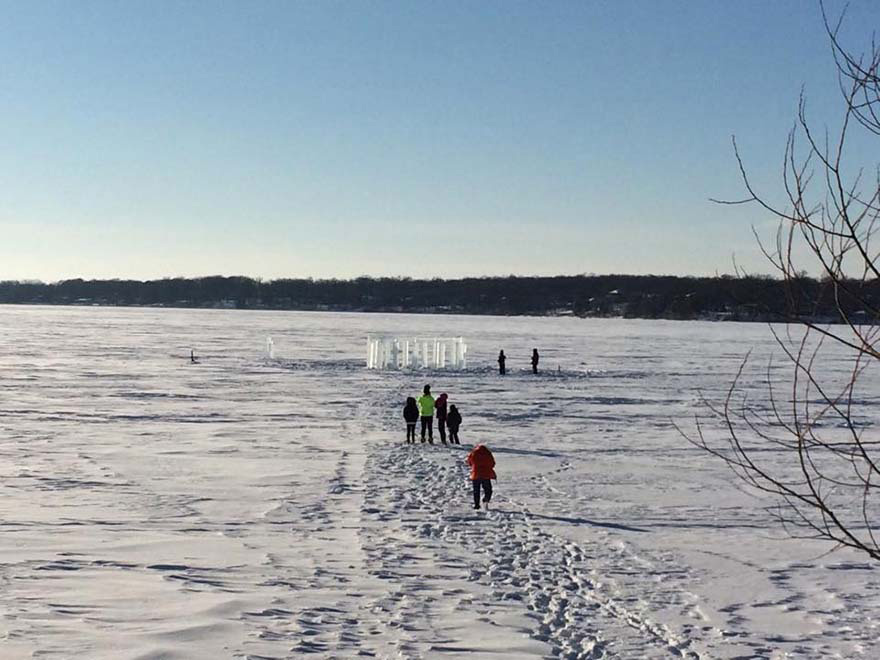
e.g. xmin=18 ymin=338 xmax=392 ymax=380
xmin=1 ymin=306 xmax=879 ymax=659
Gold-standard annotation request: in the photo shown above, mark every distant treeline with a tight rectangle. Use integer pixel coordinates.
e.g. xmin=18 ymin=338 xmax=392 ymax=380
xmin=1 ymin=274 xmax=876 ymax=321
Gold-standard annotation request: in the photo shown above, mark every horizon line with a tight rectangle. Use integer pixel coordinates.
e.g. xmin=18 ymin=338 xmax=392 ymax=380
xmin=5 ymin=271 xmax=784 ymax=285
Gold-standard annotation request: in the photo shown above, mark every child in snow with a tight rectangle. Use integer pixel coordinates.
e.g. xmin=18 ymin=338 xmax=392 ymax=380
xmin=466 ymin=444 xmax=496 ymax=510
xmin=403 ymin=397 xmax=419 ymax=443
xmin=446 ymin=404 xmax=462 ymax=445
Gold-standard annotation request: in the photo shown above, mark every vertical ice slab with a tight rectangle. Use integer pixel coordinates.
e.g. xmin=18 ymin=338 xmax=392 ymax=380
xmin=366 ymin=335 xmax=467 ymax=370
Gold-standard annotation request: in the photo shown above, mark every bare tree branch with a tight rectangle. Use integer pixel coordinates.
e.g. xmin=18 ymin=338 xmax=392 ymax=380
xmin=695 ymin=4 xmax=880 ymax=560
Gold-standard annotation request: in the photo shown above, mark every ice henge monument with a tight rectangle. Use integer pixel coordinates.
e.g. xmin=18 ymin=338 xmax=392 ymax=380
xmin=366 ymin=335 xmax=467 ymax=370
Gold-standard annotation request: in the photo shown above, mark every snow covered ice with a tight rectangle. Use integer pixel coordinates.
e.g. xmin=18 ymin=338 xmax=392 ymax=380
xmin=2 ymin=305 xmax=880 ymax=659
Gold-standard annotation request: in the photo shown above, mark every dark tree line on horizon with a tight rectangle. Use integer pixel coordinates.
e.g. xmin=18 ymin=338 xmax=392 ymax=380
xmin=1 ymin=274 xmax=878 ymax=322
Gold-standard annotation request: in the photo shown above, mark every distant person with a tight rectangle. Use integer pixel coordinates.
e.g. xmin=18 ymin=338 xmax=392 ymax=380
xmin=447 ymin=404 xmax=462 ymax=445
xmin=497 ymin=350 xmax=506 ymax=375
xmin=403 ymin=397 xmax=419 ymax=444
xmin=466 ymin=444 xmax=496 ymax=510
xmin=531 ymin=348 xmax=539 ymax=374
xmin=418 ymin=385 xmax=435 ymax=443
xmin=190 ymin=349 xmax=198 ymax=364
xmin=435 ymin=392 xmax=449 ymax=444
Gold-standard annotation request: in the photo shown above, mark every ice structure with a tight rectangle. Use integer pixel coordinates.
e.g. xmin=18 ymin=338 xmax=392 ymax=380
xmin=366 ymin=335 xmax=467 ymax=370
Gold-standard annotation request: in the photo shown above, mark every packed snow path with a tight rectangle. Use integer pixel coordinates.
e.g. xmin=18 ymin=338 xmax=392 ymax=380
xmin=359 ymin=443 xmax=703 ymax=659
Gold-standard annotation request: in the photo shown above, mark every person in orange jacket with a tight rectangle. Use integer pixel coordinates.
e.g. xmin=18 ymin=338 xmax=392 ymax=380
xmin=466 ymin=444 xmax=496 ymax=510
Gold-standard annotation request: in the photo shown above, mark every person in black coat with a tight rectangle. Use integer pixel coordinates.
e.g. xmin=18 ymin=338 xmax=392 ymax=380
xmin=435 ymin=393 xmax=449 ymax=444
xmin=446 ymin=405 xmax=462 ymax=445
xmin=498 ymin=350 xmax=506 ymax=375
xmin=531 ymin=348 xmax=539 ymax=374
xmin=403 ymin=396 xmax=419 ymax=444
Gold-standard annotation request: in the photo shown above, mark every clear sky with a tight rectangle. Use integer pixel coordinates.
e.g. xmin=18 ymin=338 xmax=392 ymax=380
xmin=0 ymin=0 xmax=875 ymax=282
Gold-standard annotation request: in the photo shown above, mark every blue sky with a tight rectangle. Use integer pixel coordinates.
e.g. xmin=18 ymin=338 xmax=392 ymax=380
xmin=0 ymin=0 xmax=874 ymax=281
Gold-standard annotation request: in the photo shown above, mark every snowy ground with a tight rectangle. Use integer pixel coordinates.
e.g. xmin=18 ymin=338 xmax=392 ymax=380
xmin=1 ymin=306 xmax=879 ymax=659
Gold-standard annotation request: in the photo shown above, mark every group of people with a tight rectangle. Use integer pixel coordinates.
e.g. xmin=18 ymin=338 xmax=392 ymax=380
xmin=403 ymin=384 xmax=462 ymax=444
xmin=402 ymin=384 xmax=497 ymax=510
xmin=398 ymin=349 xmax=542 ymax=507
xmin=497 ymin=348 xmax=539 ymax=375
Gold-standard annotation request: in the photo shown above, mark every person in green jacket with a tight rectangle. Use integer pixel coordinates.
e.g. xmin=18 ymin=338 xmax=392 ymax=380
xmin=418 ymin=384 xmax=435 ymax=444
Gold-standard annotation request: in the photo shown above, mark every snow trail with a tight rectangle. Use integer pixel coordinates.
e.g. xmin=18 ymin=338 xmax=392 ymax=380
xmin=360 ymin=441 xmax=705 ymax=659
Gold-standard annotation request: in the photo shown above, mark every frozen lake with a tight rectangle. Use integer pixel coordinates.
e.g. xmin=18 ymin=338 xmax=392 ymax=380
xmin=1 ymin=305 xmax=878 ymax=659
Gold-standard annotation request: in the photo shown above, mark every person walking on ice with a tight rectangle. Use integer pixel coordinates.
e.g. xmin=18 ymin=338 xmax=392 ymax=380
xmin=497 ymin=350 xmax=506 ymax=375
xmin=418 ymin=385 xmax=435 ymax=444
xmin=435 ymin=392 xmax=449 ymax=444
xmin=531 ymin=348 xmax=539 ymax=374
xmin=446 ymin=404 xmax=462 ymax=445
xmin=403 ymin=396 xmax=419 ymax=444
xmin=466 ymin=443 xmax=496 ymax=510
